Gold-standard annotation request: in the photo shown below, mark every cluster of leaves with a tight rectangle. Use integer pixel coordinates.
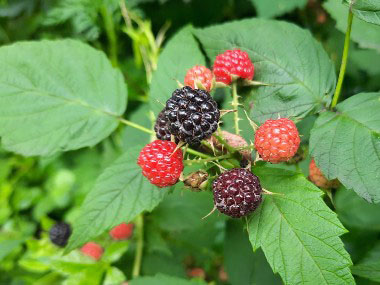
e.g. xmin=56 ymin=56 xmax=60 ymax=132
xmin=0 ymin=0 xmax=380 ymax=284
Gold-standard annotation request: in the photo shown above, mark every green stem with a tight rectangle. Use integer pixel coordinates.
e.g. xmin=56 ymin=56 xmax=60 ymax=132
xmin=185 ymin=148 xmax=210 ymax=159
xmin=231 ymin=82 xmax=240 ymax=135
xmin=331 ymin=8 xmax=353 ymax=109
xmin=213 ymin=134 xmax=237 ymax=154
xmin=100 ymin=5 xmax=118 ymax=67
xmin=118 ymin=118 xmax=155 ymax=135
xmin=132 ymin=214 xmax=144 ymax=278
xmin=184 ymin=154 xmax=231 ymax=165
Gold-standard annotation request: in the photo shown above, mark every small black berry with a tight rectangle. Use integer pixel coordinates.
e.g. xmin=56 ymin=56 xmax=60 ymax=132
xmin=163 ymin=86 xmax=220 ymax=145
xmin=212 ymin=168 xmax=262 ymax=218
xmin=154 ymin=108 xmax=171 ymax=141
xmin=49 ymin=222 xmax=71 ymax=247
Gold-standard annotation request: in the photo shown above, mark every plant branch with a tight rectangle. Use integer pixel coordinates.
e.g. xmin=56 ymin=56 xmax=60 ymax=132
xmin=118 ymin=118 xmax=155 ymax=135
xmin=213 ymin=133 xmax=237 ymax=154
xmin=330 ymin=7 xmax=353 ymax=109
xmin=184 ymin=154 xmax=231 ymax=165
xmin=100 ymin=5 xmax=118 ymax=67
xmin=231 ymin=82 xmax=240 ymax=134
xmin=132 ymin=214 xmax=144 ymax=278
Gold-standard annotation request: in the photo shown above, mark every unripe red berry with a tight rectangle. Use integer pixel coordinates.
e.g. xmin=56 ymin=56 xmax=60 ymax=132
xmin=184 ymin=65 xmax=213 ymax=91
xmin=254 ymin=118 xmax=300 ymax=163
xmin=110 ymin=223 xmax=134 ymax=240
xmin=138 ymin=140 xmax=184 ymax=188
xmin=80 ymin=242 xmax=103 ymax=261
xmin=213 ymin=49 xmax=254 ymax=85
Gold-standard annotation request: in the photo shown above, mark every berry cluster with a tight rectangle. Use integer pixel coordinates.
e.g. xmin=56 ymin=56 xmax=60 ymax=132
xmin=137 ymin=48 xmax=306 ymax=220
xmin=49 ymin=222 xmax=134 ymax=261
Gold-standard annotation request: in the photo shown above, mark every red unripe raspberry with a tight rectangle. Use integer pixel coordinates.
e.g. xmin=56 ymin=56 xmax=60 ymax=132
xmin=254 ymin=118 xmax=300 ymax=164
xmin=184 ymin=65 xmax=213 ymax=91
xmin=138 ymin=140 xmax=184 ymax=188
xmin=187 ymin=268 xmax=206 ymax=279
xmin=110 ymin=223 xmax=134 ymax=240
xmin=309 ymin=159 xmax=340 ymax=189
xmin=213 ymin=49 xmax=254 ymax=85
xmin=80 ymin=242 xmax=103 ymax=261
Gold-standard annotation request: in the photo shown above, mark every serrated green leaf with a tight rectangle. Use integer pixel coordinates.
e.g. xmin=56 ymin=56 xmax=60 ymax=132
xmin=324 ymin=0 xmax=380 ymax=51
xmin=343 ymin=0 xmax=380 ymax=26
xmin=310 ymin=93 xmax=380 ymax=202
xmin=335 ymin=186 xmax=380 ymax=231
xmin=150 ymin=26 xmax=205 ymax=115
xmin=104 ymin=266 xmax=126 ymax=285
xmin=250 ymin=0 xmax=307 ymax=18
xmin=0 ymin=40 xmax=127 ymax=156
xmin=195 ymin=19 xmax=336 ymax=123
xmin=130 ymin=274 xmax=206 ymax=285
xmin=65 ymin=146 xmax=167 ymax=252
xmin=353 ymin=242 xmax=380 ymax=282
xmin=248 ymin=167 xmax=354 ymax=284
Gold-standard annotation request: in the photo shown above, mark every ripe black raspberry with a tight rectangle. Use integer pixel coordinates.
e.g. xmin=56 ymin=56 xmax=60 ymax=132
xmin=154 ymin=108 xmax=171 ymax=141
xmin=164 ymin=86 xmax=220 ymax=145
xmin=212 ymin=168 xmax=262 ymax=218
xmin=49 ymin=222 xmax=71 ymax=247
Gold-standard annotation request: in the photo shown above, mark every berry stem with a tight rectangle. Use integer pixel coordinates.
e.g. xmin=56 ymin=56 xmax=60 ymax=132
xmin=213 ymin=133 xmax=236 ymax=154
xmin=118 ymin=117 xmax=155 ymax=135
xmin=330 ymin=6 xmax=353 ymax=109
xmin=132 ymin=214 xmax=144 ymax=279
xmin=184 ymin=154 xmax=231 ymax=165
xmin=231 ymin=82 xmax=240 ymax=135
xmin=185 ymin=148 xmax=211 ymax=159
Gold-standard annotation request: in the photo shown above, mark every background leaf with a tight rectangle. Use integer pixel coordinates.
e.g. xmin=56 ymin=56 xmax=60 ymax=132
xmin=249 ymin=166 xmax=354 ymax=284
xmin=352 ymin=242 xmax=380 ymax=282
xmin=343 ymin=0 xmax=380 ymax=26
xmin=249 ymin=0 xmax=307 ymax=18
xmin=65 ymin=146 xmax=167 ymax=252
xmin=130 ymin=274 xmax=206 ymax=285
xmin=310 ymin=92 xmax=380 ymax=203
xmin=0 ymin=40 xmax=127 ymax=156
xmin=335 ymin=186 xmax=380 ymax=231
xmin=149 ymin=25 xmax=205 ymax=115
xmin=195 ymin=19 xmax=336 ymax=123
xmin=324 ymin=0 xmax=380 ymax=52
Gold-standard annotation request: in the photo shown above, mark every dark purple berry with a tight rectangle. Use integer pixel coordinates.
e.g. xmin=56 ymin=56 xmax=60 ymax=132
xmin=154 ymin=109 xmax=171 ymax=141
xmin=212 ymin=168 xmax=262 ymax=218
xmin=49 ymin=222 xmax=71 ymax=247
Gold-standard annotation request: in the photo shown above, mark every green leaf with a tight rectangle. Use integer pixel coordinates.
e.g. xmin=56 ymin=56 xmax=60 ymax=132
xmin=195 ymin=19 xmax=336 ymax=123
xmin=335 ymin=186 xmax=380 ymax=231
xmin=150 ymin=26 xmax=205 ymax=115
xmin=352 ymin=242 xmax=380 ymax=282
xmin=65 ymin=146 xmax=167 ymax=252
xmin=310 ymin=92 xmax=380 ymax=203
xmin=224 ymin=220 xmax=281 ymax=285
xmin=104 ymin=266 xmax=126 ymax=285
xmin=130 ymin=274 xmax=206 ymax=285
xmin=324 ymin=0 xmax=380 ymax=51
xmin=250 ymin=0 xmax=307 ymax=18
xmin=249 ymin=167 xmax=354 ymax=284
xmin=343 ymin=0 xmax=380 ymax=26
xmin=0 ymin=40 xmax=127 ymax=156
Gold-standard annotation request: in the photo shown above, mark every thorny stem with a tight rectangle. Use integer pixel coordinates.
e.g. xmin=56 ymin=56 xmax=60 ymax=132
xmin=330 ymin=6 xmax=354 ymax=109
xmin=100 ymin=5 xmax=118 ymax=67
xmin=184 ymin=154 xmax=231 ymax=165
xmin=185 ymin=148 xmax=210 ymax=159
xmin=231 ymin=82 xmax=240 ymax=135
xmin=132 ymin=214 xmax=144 ymax=278
xmin=213 ymin=133 xmax=236 ymax=154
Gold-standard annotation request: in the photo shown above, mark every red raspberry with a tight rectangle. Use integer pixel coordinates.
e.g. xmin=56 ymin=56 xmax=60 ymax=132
xmin=110 ymin=223 xmax=134 ymax=240
xmin=184 ymin=65 xmax=213 ymax=91
xmin=80 ymin=242 xmax=103 ymax=261
xmin=187 ymin=268 xmax=206 ymax=279
xmin=254 ymin=118 xmax=300 ymax=164
xmin=213 ymin=49 xmax=254 ymax=85
xmin=309 ymin=159 xmax=340 ymax=189
xmin=138 ymin=140 xmax=184 ymax=188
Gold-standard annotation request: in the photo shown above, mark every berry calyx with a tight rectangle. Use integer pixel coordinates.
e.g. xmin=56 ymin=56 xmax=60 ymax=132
xmin=110 ymin=223 xmax=134 ymax=240
xmin=164 ymin=86 xmax=220 ymax=145
xmin=254 ymin=118 xmax=300 ymax=163
xmin=212 ymin=168 xmax=262 ymax=218
xmin=80 ymin=242 xmax=103 ymax=261
xmin=213 ymin=49 xmax=254 ymax=85
xmin=309 ymin=159 xmax=340 ymax=189
xmin=138 ymin=140 xmax=184 ymax=188
xmin=49 ymin=222 xmax=71 ymax=247
xmin=184 ymin=65 xmax=213 ymax=91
